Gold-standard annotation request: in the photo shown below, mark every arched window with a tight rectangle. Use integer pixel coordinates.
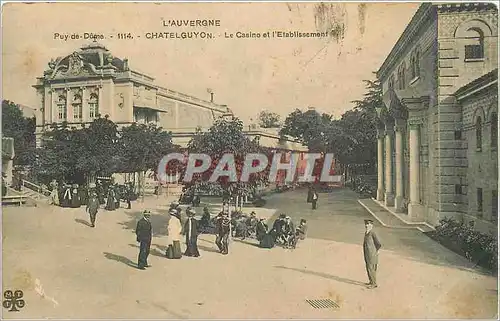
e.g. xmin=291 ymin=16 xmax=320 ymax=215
xmin=388 ymin=74 xmax=395 ymax=89
xmin=398 ymin=63 xmax=406 ymax=90
xmin=491 ymin=112 xmax=497 ymax=150
xmin=57 ymin=95 xmax=67 ymax=120
xmin=89 ymin=93 xmax=99 ymax=119
xmin=465 ymin=28 xmax=484 ymax=60
xmin=72 ymin=94 xmax=83 ymax=122
xmin=411 ymin=49 xmax=420 ymax=79
xmin=476 ymin=117 xmax=482 ymax=151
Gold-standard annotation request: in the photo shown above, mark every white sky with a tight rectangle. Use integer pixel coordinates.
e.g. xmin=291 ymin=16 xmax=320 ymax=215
xmin=2 ymin=2 xmax=419 ymax=123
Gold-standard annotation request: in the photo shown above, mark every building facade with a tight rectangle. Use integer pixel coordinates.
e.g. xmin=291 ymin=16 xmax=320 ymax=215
xmin=375 ymin=3 xmax=498 ymax=234
xmin=32 ymin=42 xmax=229 ymax=145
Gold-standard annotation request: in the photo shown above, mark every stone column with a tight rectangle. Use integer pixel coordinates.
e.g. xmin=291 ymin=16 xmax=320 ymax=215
xmin=376 ymin=129 xmax=385 ymax=201
xmin=385 ymin=124 xmax=394 ymax=206
xmin=394 ymin=121 xmax=405 ymax=212
xmin=65 ymin=87 xmax=72 ymax=122
xmin=408 ymin=122 xmax=423 ymax=220
xmin=81 ymin=87 xmax=87 ymax=123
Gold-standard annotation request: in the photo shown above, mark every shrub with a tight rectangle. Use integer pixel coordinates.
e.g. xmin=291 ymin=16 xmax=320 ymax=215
xmin=430 ymin=218 xmax=497 ymax=272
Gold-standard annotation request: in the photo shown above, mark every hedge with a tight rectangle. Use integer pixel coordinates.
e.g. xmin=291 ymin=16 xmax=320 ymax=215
xmin=426 ymin=218 xmax=497 ymax=273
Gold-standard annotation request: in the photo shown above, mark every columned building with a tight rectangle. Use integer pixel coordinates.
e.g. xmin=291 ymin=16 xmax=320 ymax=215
xmin=32 ymin=42 xmax=229 ymax=146
xmin=375 ymin=3 xmax=498 ymax=234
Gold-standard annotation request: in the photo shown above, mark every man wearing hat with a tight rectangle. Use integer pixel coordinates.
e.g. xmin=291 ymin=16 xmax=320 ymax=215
xmin=363 ymin=219 xmax=382 ymax=289
xmin=135 ymin=210 xmax=153 ymax=269
xmin=215 ymin=211 xmax=231 ymax=255
xmin=183 ymin=208 xmax=200 ymax=257
xmin=86 ymin=191 xmax=100 ymax=227
xmin=170 ymin=200 xmax=182 ymax=216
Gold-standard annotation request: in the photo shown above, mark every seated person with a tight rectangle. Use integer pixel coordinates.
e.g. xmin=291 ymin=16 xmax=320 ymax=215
xmin=271 ymin=214 xmax=286 ymax=243
xmin=245 ymin=211 xmax=258 ymax=234
xmin=282 ymin=216 xmax=295 ymax=248
xmin=296 ymin=219 xmax=308 ymax=240
xmin=255 ymin=218 xmax=268 ymax=241
xmin=288 ymin=219 xmax=308 ymax=249
xmin=259 ymin=230 xmax=275 ymax=249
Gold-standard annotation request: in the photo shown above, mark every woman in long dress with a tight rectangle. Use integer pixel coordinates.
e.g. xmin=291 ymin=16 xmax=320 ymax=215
xmin=105 ymin=186 xmax=116 ymax=211
xmin=183 ymin=208 xmax=200 ymax=257
xmin=166 ymin=209 xmax=183 ymax=259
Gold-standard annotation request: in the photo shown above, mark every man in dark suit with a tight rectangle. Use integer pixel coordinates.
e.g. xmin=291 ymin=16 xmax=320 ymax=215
xmin=311 ymin=189 xmax=318 ymax=209
xmin=135 ymin=210 xmax=152 ymax=270
xmin=363 ymin=219 xmax=382 ymax=289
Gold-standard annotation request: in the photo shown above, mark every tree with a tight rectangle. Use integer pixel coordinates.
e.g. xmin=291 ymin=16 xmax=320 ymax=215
xmin=258 ymin=110 xmax=281 ymax=128
xmin=280 ymin=109 xmax=333 ymax=152
xmin=35 ymin=116 xmax=119 ymax=184
xmin=1 ymin=100 xmax=36 ymax=166
xmin=185 ymin=118 xmax=270 ymax=196
xmin=118 ymin=123 xmax=174 ymax=173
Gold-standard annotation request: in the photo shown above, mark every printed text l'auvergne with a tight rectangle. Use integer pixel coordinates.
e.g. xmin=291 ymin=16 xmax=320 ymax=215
xmin=162 ymin=19 xmax=221 ymax=27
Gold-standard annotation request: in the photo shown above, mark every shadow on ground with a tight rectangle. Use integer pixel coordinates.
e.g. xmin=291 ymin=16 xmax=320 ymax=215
xmin=75 ymin=218 xmax=92 ymax=227
xmin=103 ymin=251 xmax=137 ymax=269
xmin=128 ymin=243 xmax=165 ymax=258
xmin=274 ymin=265 xmax=366 ymax=286
xmin=264 ymin=188 xmax=494 ymax=276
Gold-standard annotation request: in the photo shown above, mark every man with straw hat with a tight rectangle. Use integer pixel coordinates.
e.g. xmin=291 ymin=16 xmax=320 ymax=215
xmin=135 ymin=210 xmax=153 ymax=270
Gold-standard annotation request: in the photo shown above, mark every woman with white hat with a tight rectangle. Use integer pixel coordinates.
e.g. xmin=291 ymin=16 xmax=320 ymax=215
xmin=166 ymin=208 xmax=183 ymax=259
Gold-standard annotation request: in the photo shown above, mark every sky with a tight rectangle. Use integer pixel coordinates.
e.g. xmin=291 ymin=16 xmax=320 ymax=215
xmin=2 ymin=2 xmax=419 ymax=123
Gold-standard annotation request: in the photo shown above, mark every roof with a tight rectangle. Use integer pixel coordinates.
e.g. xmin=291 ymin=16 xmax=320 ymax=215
xmin=377 ymin=2 xmax=498 ymax=80
xmin=455 ymin=69 xmax=498 ymax=100
xmin=377 ymin=3 xmax=434 ymax=80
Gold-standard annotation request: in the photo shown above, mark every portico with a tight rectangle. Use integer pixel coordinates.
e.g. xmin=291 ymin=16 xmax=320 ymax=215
xmin=375 ymin=89 xmax=428 ymax=220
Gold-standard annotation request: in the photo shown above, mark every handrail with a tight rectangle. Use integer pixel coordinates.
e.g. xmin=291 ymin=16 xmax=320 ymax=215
xmin=21 ymin=179 xmax=51 ymax=198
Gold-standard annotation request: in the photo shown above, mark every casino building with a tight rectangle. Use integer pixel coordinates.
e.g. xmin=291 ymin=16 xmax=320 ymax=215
xmin=31 ymin=42 xmax=309 ymax=186
xmin=32 ymin=42 xmax=230 ymax=144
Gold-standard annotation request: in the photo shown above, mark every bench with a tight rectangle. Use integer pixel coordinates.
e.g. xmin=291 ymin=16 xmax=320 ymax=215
xmin=2 ymin=195 xmax=27 ymax=206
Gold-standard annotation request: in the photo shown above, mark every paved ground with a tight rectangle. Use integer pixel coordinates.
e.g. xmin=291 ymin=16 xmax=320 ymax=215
xmin=1 ymin=188 xmax=498 ymax=319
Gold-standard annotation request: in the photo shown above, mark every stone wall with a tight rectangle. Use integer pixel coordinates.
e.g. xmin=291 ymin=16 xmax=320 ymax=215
xmin=435 ymin=6 xmax=498 ymax=227
xmin=461 ymin=85 xmax=498 ymax=235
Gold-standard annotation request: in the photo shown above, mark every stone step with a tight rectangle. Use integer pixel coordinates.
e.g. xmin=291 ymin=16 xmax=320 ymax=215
xmin=358 ymin=198 xmax=434 ymax=232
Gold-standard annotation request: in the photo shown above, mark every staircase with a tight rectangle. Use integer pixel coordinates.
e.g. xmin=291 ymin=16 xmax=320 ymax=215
xmin=2 ymin=186 xmax=36 ymax=207
xmin=15 ymin=179 xmax=51 ymax=206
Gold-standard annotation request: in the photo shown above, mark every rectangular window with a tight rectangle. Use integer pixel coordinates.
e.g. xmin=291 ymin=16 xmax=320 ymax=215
xmin=477 ymin=188 xmax=483 ymax=215
xmin=73 ymin=104 xmax=82 ymax=121
xmin=58 ymin=104 xmax=67 ymax=120
xmin=454 ymin=130 xmax=462 ymax=140
xmin=455 ymin=184 xmax=462 ymax=195
xmin=89 ymin=103 xmax=97 ymax=119
xmin=492 ymin=190 xmax=498 ymax=223
xmin=465 ymin=45 xmax=484 ymax=60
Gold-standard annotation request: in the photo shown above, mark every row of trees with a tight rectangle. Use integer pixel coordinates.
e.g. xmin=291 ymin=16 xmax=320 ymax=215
xmin=2 ymin=101 xmax=273 ymax=195
xmin=35 ymin=117 xmax=175 ymax=184
xmin=3 ymin=74 xmax=380 ymax=190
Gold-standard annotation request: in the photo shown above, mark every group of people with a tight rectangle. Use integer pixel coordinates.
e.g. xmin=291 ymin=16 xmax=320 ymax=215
xmin=49 ymin=180 xmax=135 ymax=211
xmin=134 ymin=187 xmax=382 ymax=290
xmin=133 ymin=201 xmax=309 ymax=270
xmin=257 ymin=214 xmax=308 ymax=249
